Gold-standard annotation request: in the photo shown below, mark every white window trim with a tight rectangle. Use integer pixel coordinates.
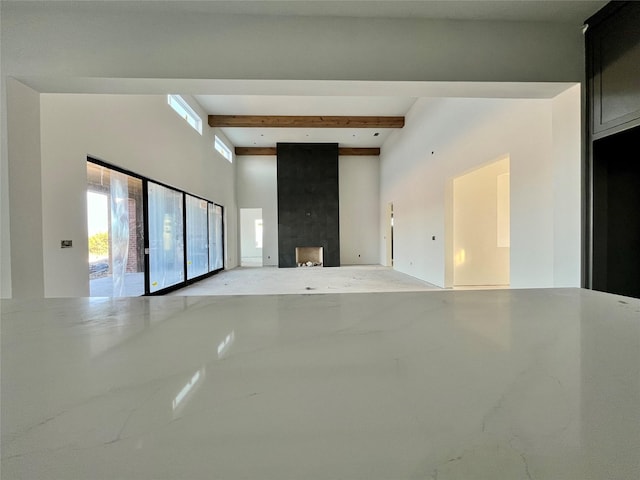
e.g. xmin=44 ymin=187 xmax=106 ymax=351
xmin=167 ymin=94 xmax=202 ymax=135
xmin=215 ymin=135 xmax=233 ymax=163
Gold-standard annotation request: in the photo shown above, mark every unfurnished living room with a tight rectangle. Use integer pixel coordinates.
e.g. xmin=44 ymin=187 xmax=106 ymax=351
xmin=1 ymin=1 xmax=639 ymax=479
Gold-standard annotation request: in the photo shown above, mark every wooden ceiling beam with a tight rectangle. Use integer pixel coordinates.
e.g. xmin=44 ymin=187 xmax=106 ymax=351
xmin=235 ymin=147 xmax=277 ymax=156
xmin=339 ymin=147 xmax=381 ymax=156
xmin=234 ymin=147 xmax=381 ymax=156
xmin=210 ymin=115 xmax=404 ymax=128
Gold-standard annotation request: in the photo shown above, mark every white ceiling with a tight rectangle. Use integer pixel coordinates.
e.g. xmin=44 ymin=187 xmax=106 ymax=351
xmin=195 ymin=95 xmax=416 ymax=117
xmin=191 ymin=81 xmax=577 ymax=149
xmin=20 ymin=77 xmax=578 ymax=149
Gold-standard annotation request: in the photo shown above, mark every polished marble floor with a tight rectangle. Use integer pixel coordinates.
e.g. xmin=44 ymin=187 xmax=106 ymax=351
xmin=1 ymin=289 xmax=639 ymax=479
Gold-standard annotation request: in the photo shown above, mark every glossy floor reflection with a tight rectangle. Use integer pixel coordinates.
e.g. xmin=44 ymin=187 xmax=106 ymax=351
xmin=2 ymin=289 xmax=639 ymax=479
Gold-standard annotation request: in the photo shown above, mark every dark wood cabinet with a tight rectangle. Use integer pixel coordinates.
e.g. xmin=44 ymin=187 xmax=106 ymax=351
xmin=587 ymin=1 xmax=640 ymax=138
xmin=586 ymin=2 xmax=640 ymax=299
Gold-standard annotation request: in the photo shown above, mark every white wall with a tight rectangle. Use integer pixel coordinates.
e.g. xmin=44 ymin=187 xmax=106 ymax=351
xmin=39 ymin=93 xmax=238 ymax=297
xmin=236 ymin=156 xmax=278 ymax=266
xmin=6 ymin=79 xmax=44 ymax=298
xmin=380 ymin=93 xmax=581 ymax=288
xmin=552 ymin=85 xmax=582 ymax=287
xmin=339 ymin=156 xmax=380 ymax=265
xmin=453 ymin=157 xmax=510 ymax=286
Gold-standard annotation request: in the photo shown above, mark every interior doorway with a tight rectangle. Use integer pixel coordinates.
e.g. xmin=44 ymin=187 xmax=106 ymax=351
xmin=386 ymin=203 xmax=394 ymax=267
xmin=592 ymin=126 xmax=640 ymax=298
xmin=240 ymin=208 xmax=263 ymax=267
xmin=451 ymin=156 xmax=510 ymax=287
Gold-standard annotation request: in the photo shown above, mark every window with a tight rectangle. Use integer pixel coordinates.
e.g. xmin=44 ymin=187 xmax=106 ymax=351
xmin=215 ymin=135 xmax=233 ymax=162
xmin=167 ymin=94 xmax=202 ymax=134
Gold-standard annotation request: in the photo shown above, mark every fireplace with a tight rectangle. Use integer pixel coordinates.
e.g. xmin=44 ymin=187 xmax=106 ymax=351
xmin=277 ymin=143 xmax=340 ymax=268
xmin=296 ymin=247 xmax=323 ymax=267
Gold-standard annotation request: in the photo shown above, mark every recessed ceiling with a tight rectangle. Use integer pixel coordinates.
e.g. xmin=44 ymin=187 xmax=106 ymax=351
xmin=191 ymin=81 xmax=578 ymax=149
xmin=19 ymin=76 xmax=582 ymax=151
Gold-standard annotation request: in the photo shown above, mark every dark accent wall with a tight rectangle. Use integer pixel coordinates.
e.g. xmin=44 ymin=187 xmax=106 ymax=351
xmin=277 ymin=143 xmax=340 ymax=267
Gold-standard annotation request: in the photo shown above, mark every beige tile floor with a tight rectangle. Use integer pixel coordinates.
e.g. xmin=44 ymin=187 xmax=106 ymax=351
xmin=171 ymin=265 xmax=440 ymax=295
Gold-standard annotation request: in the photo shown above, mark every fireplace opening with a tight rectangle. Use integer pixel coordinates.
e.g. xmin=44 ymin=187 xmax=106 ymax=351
xmin=296 ymin=247 xmax=323 ymax=267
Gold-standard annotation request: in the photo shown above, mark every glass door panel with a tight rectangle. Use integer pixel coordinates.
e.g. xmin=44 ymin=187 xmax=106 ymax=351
xmin=186 ymin=195 xmax=209 ymax=279
xmin=87 ymin=162 xmax=145 ymax=297
xmin=208 ymin=203 xmax=224 ymax=272
xmin=148 ymin=182 xmax=184 ymax=292
xmin=208 ymin=203 xmax=216 ymax=272
xmin=213 ymin=204 xmax=224 ymax=270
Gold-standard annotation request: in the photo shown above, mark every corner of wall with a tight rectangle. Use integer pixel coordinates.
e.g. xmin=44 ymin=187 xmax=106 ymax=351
xmin=443 ymin=178 xmax=454 ymax=288
xmin=552 ymin=84 xmax=582 ymax=287
xmin=6 ymin=78 xmax=45 ymax=298
xmin=0 ymin=76 xmax=12 ymax=298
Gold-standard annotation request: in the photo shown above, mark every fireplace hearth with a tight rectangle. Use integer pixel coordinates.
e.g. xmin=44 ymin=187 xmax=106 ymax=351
xmin=296 ymin=247 xmax=323 ymax=267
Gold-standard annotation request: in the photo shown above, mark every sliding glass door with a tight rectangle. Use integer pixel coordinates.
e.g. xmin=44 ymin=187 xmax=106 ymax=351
xmin=186 ymin=195 xmax=209 ymax=279
xmin=87 ymin=162 xmax=145 ymax=297
xmin=209 ymin=203 xmax=224 ymax=272
xmin=87 ymin=159 xmax=224 ymax=296
xmin=148 ymin=182 xmax=184 ymax=293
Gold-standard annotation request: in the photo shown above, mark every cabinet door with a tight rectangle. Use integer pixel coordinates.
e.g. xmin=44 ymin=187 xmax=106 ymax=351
xmin=590 ymin=2 xmax=640 ymax=136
